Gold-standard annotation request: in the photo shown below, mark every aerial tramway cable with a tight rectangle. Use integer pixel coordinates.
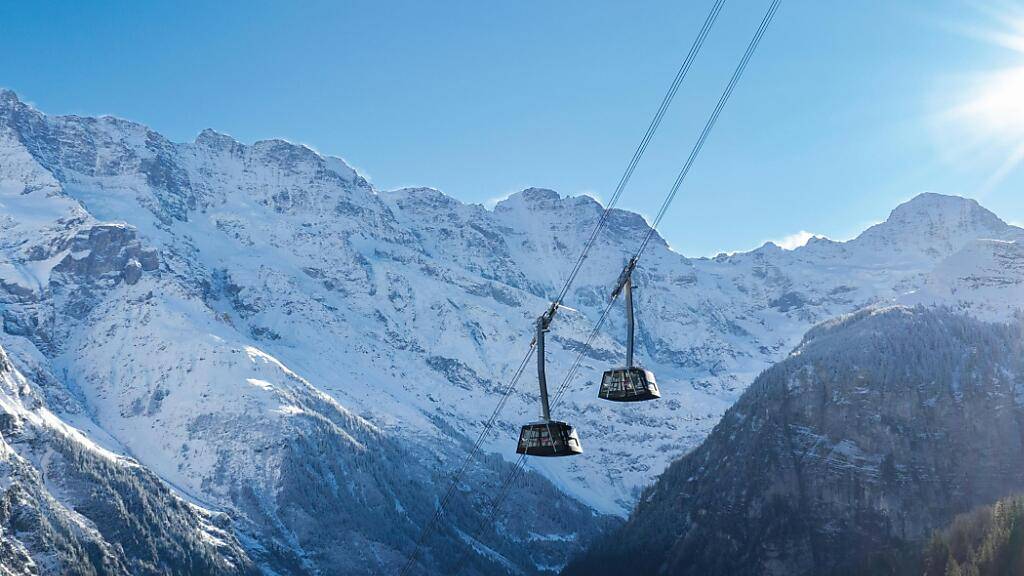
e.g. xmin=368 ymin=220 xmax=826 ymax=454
xmin=551 ymin=0 xmax=728 ymax=310
xmin=636 ymin=0 xmax=781 ymax=259
xmin=450 ymin=1 xmax=781 ymax=572
xmin=562 ymin=0 xmax=781 ymax=453
xmin=397 ymin=346 xmax=535 ymax=576
xmin=397 ymin=2 xmax=728 ymax=573
xmin=393 ymin=1 xmax=729 ymax=569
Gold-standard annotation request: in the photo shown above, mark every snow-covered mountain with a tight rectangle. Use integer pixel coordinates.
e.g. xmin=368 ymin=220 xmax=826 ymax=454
xmin=0 ymin=91 xmax=613 ymax=575
xmin=0 ymin=88 xmax=1022 ymax=573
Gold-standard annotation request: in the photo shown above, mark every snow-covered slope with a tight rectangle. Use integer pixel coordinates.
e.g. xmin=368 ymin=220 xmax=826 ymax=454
xmin=0 ymin=342 xmax=256 ymax=575
xmin=901 ymin=238 xmax=1024 ymax=319
xmin=0 ymin=88 xmax=1022 ymax=572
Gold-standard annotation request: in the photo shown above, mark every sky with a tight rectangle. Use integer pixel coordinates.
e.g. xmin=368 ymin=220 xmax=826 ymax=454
xmin=2 ymin=0 xmax=1024 ymax=256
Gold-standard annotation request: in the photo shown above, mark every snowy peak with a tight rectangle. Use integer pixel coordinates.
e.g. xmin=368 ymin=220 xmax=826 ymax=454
xmin=0 ymin=88 xmax=38 ymax=129
xmin=0 ymin=89 xmax=38 ymax=123
xmin=852 ymin=193 xmax=1020 ymax=262
xmin=494 ymin=187 xmax=602 ymax=212
xmin=494 ymin=186 xmax=658 ymax=244
xmin=193 ymin=127 xmax=242 ymax=153
xmin=492 ymin=187 xmax=567 ymax=214
xmin=886 ymin=192 xmax=1008 ymax=234
xmin=517 ymin=186 xmax=562 ymax=202
xmin=387 ymin=186 xmax=459 ymax=209
xmin=249 ymin=138 xmax=322 ymax=170
xmin=0 ymin=88 xmax=21 ymax=109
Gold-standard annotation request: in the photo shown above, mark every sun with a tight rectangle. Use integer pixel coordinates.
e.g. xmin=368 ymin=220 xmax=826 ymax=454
xmin=953 ymin=66 xmax=1024 ymax=140
xmin=950 ymin=66 xmax=1024 ymax=189
xmin=935 ymin=3 xmax=1024 ymax=192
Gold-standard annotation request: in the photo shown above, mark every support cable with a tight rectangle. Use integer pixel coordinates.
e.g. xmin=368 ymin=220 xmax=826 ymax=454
xmin=449 ymin=2 xmax=781 ymax=572
xmin=400 ymin=1 xmax=732 ymax=572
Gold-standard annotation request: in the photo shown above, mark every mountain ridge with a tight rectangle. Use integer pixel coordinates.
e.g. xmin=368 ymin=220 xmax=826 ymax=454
xmin=13 ymin=86 xmax=1013 ymax=263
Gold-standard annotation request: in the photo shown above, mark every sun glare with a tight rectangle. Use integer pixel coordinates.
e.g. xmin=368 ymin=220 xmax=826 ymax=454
xmin=954 ymin=66 xmax=1024 ymax=141
xmin=937 ymin=4 xmax=1024 ymax=192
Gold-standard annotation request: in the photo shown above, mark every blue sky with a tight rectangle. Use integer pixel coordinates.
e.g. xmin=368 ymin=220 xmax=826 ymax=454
xmin=2 ymin=0 xmax=1024 ymax=255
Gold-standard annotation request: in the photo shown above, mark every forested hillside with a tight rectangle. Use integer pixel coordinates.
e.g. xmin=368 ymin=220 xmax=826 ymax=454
xmin=918 ymin=495 xmax=1024 ymax=576
xmin=564 ymin=307 xmax=1024 ymax=576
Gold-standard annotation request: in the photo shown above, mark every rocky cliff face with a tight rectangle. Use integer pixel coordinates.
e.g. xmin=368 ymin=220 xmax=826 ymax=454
xmin=564 ymin=307 xmax=1024 ymax=576
xmin=1 ymin=88 xmax=1023 ymax=574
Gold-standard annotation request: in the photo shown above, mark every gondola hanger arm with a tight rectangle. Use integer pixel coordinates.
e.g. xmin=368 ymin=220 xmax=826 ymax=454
xmin=611 ymin=256 xmax=639 ymax=300
xmin=530 ymin=301 xmax=562 ymax=346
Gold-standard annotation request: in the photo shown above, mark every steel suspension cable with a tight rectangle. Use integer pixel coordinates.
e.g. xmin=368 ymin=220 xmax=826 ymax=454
xmin=449 ymin=452 xmax=529 ymax=575
xmin=552 ymin=0 xmax=727 ymax=309
xmin=450 ymin=324 xmax=611 ymax=575
xmin=399 ymin=346 xmax=534 ymax=576
xmin=398 ymin=2 xmax=727 ymax=573
xmin=449 ymin=3 xmax=782 ymax=572
xmin=636 ymin=0 xmax=781 ymax=260
xmin=562 ymin=0 xmax=780 ymax=416
xmin=450 ymin=300 xmax=617 ymax=575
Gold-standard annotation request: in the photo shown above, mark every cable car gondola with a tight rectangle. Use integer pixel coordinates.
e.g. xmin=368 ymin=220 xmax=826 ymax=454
xmin=517 ymin=304 xmax=582 ymax=457
xmin=599 ymin=258 xmax=661 ymax=402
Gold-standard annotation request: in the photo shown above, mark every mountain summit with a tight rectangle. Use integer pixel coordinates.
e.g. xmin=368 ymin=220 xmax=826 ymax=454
xmin=852 ymin=192 xmax=1021 ymax=263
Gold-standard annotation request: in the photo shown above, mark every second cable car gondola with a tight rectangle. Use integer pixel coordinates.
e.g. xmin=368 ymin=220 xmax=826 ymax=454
xmin=599 ymin=258 xmax=661 ymax=402
xmin=517 ymin=304 xmax=582 ymax=457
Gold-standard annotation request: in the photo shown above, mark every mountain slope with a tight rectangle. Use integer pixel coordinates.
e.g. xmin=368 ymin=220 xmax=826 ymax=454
xmin=901 ymin=238 xmax=1024 ymax=320
xmin=563 ymin=307 xmax=1024 ymax=576
xmin=0 ymin=343 xmax=256 ymax=576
